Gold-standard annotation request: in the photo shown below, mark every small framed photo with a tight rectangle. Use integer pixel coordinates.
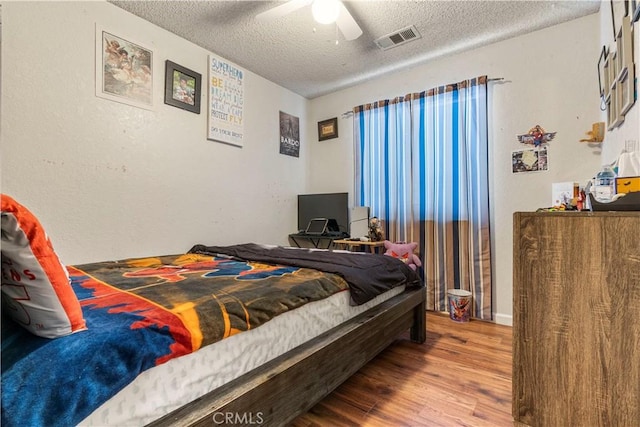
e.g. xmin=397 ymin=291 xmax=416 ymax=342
xmin=318 ymin=117 xmax=338 ymax=141
xmin=164 ymin=60 xmax=201 ymax=114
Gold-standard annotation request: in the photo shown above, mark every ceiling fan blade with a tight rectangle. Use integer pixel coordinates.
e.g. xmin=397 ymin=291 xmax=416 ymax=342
xmin=256 ymin=0 xmax=313 ymax=22
xmin=336 ymin=1 xmax=362 ymax=40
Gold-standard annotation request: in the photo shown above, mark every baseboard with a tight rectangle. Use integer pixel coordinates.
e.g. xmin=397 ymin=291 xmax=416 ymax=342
xmin=494 ymin=313 xmax=512 ymax=326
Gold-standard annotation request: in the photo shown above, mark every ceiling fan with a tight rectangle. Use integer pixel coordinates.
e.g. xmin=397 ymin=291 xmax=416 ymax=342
xmin=256 ymin=0 xmax=363 ymax=41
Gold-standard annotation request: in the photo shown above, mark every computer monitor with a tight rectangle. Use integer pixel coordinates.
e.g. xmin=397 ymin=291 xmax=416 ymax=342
xmin=297 ymin=192 xmax=349 ymax=235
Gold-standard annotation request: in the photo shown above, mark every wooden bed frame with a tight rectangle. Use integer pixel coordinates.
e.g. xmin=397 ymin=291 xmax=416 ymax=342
xmin=149 ymin=286 xmax=426 ymax=427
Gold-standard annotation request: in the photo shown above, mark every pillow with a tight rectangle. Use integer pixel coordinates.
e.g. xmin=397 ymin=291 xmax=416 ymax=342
xmin=1 ymin=194 xmax=86 ymax=338
xmin=383 ymin=240 xmax=422 ymax=271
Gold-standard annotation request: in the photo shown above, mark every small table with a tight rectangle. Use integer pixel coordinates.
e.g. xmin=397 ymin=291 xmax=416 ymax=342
xmin=332 ymin=239 xmax=386 ymax=254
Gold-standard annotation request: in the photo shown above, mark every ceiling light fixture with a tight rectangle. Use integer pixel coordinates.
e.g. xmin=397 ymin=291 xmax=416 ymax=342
xmin=311 ymin=0 xmax=341 ymax=25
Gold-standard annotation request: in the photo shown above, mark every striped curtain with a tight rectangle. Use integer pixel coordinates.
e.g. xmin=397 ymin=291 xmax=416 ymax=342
xmin=353 ymin=97 xmax=414 ymax=243
xmin=354 ymin=76 xmax=492 ymax=320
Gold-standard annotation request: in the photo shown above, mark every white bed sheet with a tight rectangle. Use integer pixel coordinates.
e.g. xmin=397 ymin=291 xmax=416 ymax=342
xmin=80 ymin=284 xmax=406 ymax=426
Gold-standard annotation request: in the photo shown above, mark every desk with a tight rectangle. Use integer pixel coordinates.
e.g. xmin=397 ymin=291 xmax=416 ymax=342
xmin=332 ymin=239 xmax=386 ymax=254
xmin=288 ymin=233 xmax=339 ymax=249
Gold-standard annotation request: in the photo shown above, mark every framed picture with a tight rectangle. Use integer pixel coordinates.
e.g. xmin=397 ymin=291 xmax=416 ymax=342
xmin=603 ymin=52 xmax=612 ymax=101
xmin=95 ymin=26 xmax=153 ymax=110
xmin=619 ymin=67 xmax=635 ymax=116
xmin=606 ymin=96 xmax=614 ymax=129
xmin=608 ymin=79 xmax=617 ymax=129
xmin=608 ymin=78 xmax=626 ymax=129
xmin=617 ymin=16 xmax=633 ymax=82
xmin=610 ymin=0 xmax=628 ymax=39
xmin=616 ymin=27 xmax=626 ymax=79
xmin=607 ymin=50 xmax=618 ymax=97
xmin=164 ymin=60 xmax=201 ymax=114
xmin=318 ymin=117 xmax=338 ymax=141
xmin=615 ymin=74 xmax=628 ymax=126
xmin=598 ymin=46 xmax=609 ymax=99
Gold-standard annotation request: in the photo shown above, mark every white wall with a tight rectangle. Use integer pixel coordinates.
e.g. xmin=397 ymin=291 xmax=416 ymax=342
xmin=308 ymin=13 xmax=608 ymax=325
xmin=1 ymin=1 xmax=308 ymax=264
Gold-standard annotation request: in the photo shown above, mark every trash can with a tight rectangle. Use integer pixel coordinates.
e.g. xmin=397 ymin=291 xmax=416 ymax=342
xmin=447 ymin=289 xmax=472 ymax=322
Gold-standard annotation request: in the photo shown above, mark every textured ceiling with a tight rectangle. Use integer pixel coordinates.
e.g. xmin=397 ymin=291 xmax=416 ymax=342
xmin=110 ymin=0 xmax=600 ymax=99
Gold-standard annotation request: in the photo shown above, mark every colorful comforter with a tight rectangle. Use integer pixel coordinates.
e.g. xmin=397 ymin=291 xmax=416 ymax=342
xmin=189 ymin=243 xmax=421 ymax=305
xmin=1 ymin=252 xmax=349 ymax=427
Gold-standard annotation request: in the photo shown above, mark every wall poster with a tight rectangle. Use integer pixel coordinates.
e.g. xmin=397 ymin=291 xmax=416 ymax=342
xmin=207 ymin=55 xmax=244 ymax=147
xmin=279 ymin=111 xmax=300 ymax=157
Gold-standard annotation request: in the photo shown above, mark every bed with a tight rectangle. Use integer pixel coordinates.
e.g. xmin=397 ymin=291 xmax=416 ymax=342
xmin=1 ymin=196 xmax=426 ymax=427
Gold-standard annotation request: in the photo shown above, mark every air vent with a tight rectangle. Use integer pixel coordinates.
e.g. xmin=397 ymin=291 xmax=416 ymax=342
xmin=374 ymin=25 xmax=421 ymax=51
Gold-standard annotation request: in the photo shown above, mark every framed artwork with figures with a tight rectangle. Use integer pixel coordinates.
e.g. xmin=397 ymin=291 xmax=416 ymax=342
xmin=95 ymin=26 xmax=153 ymax=110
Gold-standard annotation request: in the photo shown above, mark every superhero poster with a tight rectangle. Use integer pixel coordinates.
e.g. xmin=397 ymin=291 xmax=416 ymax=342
xmin=208 ymin=55 xmax=244 ymax=147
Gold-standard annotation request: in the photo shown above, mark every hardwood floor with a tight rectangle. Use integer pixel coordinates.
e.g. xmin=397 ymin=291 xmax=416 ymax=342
xmin=290 ymin=312 xmax=512 ymax=427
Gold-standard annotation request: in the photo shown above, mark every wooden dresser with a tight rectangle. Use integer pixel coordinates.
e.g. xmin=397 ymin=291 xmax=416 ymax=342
xmin=513 ymin=211 xmax=640 ymax=426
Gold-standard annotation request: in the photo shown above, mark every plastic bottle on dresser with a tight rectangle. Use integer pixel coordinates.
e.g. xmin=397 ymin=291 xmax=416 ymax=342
xmin=593 ymin=165 xmax=616 ymax=202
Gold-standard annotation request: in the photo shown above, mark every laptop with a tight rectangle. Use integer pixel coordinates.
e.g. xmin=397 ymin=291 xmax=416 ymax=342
xmin=305 ymin=218 xmax=329 ymax=235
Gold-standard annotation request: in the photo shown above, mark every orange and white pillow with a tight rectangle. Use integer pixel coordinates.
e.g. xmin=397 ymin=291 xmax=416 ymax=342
xmin=1 ymin=194 xmax=86 ymax=338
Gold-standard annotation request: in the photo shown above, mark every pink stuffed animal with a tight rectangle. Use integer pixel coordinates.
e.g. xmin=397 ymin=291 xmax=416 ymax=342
xmin=383 ymin=241 xmax=422 ymax=270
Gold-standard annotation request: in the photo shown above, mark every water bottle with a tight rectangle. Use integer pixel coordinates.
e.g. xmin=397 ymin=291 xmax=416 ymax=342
xmin=594 ymin=166 xmax=616 ymax=202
